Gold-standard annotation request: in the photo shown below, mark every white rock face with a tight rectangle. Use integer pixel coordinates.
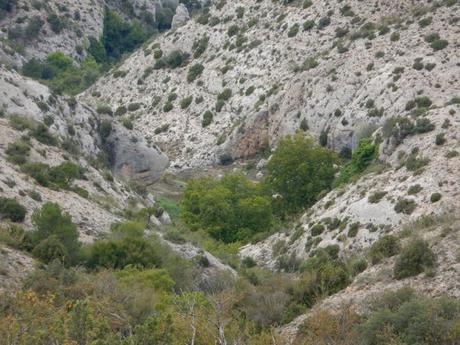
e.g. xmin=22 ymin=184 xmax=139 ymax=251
xmin=171 ymin=4 xmax=190 ymax=29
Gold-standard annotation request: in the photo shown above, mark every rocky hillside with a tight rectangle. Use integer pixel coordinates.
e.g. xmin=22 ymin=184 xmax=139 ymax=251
xmin=84 ymin=0 xmax=459 ymax=170
xmin=0 ymin=0 xmax=459 ymax=343
xmin=0 ymin=0 xmax=194 ymax=66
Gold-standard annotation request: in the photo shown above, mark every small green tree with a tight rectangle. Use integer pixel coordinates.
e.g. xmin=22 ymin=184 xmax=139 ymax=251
xmin=264 ymin=133 xmax=337 ymax=214
xmin=31 ymin=202 xmax=80 ymax=263
xmin=181 ymin=173 xmax=273 ymax=243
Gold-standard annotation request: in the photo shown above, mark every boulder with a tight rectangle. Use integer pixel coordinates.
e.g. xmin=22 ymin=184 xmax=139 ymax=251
xmin=107 ymin=123 xmax=169 ymax=184
xmin=171 ymin=4 xmax=190 ymax=29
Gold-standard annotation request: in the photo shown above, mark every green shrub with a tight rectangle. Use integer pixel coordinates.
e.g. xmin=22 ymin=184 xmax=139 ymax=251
xmin=390 ymin=31 xmax=400 ymax=41
xmin=5 ymin=140 xmax=30 ymax=164
xmin=27 ymin=190 xmax=42 ymax=201
xmin=288 ymin=23 xmax=299 ymax=37
xmin=187 ymin=63 xmax=204 ymax=82
xmin=202 ymin=110 xmax=213 ymax=127
xmin=180 ymin=96 xmax=193 ymax=109
xmin=350 ymin=258 xmax=367 ymax=276
xmin=127 ymin=102 xmax=141 ymax=111
xmin=217 ymin=88 xmax=232 ymax=102
xmin=435 ymin=133 xmax=446 ymax=145
xmin=192 ymin=35 xmax=209 ymax=58
xmin=0 ymin=198 xmax=27 ymax=222
xmin=32 ymin=234 xmax=70 ymax=263
xmin=430 ymin=192 xmax=441 ymax=203
xmin=96 ymin=105 xmax=113 ymax=115
xmin=310 ymin=224 xmax=324 ymax=236
xmin=163 ymin=230 xmax=186 ymax=244
xmin=394 ymin=239 xmax=436 ymax=279
xmin=418 ymin=16 xmax=432 ymax=27
xmin=227 ymin=24 xmax=239 ymax=36
xmin=242 ymin=256 xmax=257 ymax=268
xmin=405 ymin=154 xmax=429 ymax=172
xmin=153 ymin=49 xmax=163 ymax=59
xmin=25 ymin=16 xmax=44 ymax=38
xmin=47 ymin=13 xmax=64 ymax=33
xmin=122 ymin=118 xmax=133 ymax=130
xmin=30 ymin=124 xmax=57 ymax=145
xmin=430 ymin=38 xmax=448 ymax=51
xmin=163 ymin=102 xmax=173 ymax=112
xmin=87 ymin=236 xmax=160 ymax=269
xmin=23 ymin=52 xmax=101 ymax=95
xmin=408 ymin=184 xmax=423 ymax=195
xmin=114 ymin=105 xmax=127 ymax=116
xmin=21 ymin=161 xmax=81 ymax=189
xmin=317 ymin=16 xmax=331 ymax=29
xmin=368 ymin=235 xmax=400 ymax=264
xmin=303 ymin=20 xmax=315 ymax=31
xmin=181 ymin=173 xmax=273 ymax=243
xmin=394 ymin=198 xmax=417 ymax=214
xmin=425 ymin=32 xmax=449 ymax=51
xmin=368 ymin=191 xmax=387 ymax=203
xmin=347 ymin=222 xmax=360 ymax=237
xmin=9 ymin=115 xmax=35 ymax=131
xmin=154 ymin=50 xmax=189 ymax=69
xmin=295 ymin=250 xmax=350 ymax=307
xmin=336 ymin=138 xmax=378 ymax=185
xmin=361 ymin=290 xmax=460 ymax=345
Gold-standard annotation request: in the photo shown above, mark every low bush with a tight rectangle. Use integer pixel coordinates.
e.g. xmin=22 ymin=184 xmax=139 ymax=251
xmin=408 ymin=184 xmax=423 ymax=195
xmin=310 ymin=224 xmax=324 ymax=236
xmin=154 ymin=50 xmax=190 ymax=69
xmin=294 ymin=250 xmax=350 ymax=307
xmin=430 ymin=192 xmax=442 ymax=203
xmin=21 ymin=161 xmax=82 ymax=189
xmin=394 ymin=239 xmax=436 ymax=279
xmin=202 ymin=110 xmax=213 ymax=127
xmin=86 ymin=222 xmax=161 ymax=269
xmin=187 ymin=63 xmax=204 ymax=82
xmin=368 ymin=191 xmax=387 ymax=204
xmin=394 ymin=198 xmax=417 ymax=214
xmin=180 ymin=96 xmax=193 ymax=109
xmin=368 ymin=235 xmax=400 ymax=264
xmin=5 ymin=140 xmax=30 ymax=164
xmin=0 ymin=197 xmax=27 ymax=222
xmin=30 ymin=124 xmax=57 ymax=145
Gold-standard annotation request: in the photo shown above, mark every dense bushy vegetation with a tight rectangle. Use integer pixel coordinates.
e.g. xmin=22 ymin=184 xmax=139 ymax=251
xmin=335 ymin=138 xmax=378 ymax=185
xmin=21 ymin=5 xmax=173 ymax=95
xmin=294 ymin=288 xmax=460 ymax=345
xmin=181 ymin=173 xmax=273 ymax=243
xmin=0 ymin=197 xmax=26 ymax=222
xmin=393 ymin=239 xmax=436 ymax=279
xmin=90 ymin=8 xmax=152 ymax=63
xmin=264 ymin=134 xmax=337 ymax=214
xmin=21 ymin=161 xmax=82 ymax=190
xmin=29 ymin=202 xmax=80 ymax=264
xmin=23 ymin=52 xmax=100 ymax=95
